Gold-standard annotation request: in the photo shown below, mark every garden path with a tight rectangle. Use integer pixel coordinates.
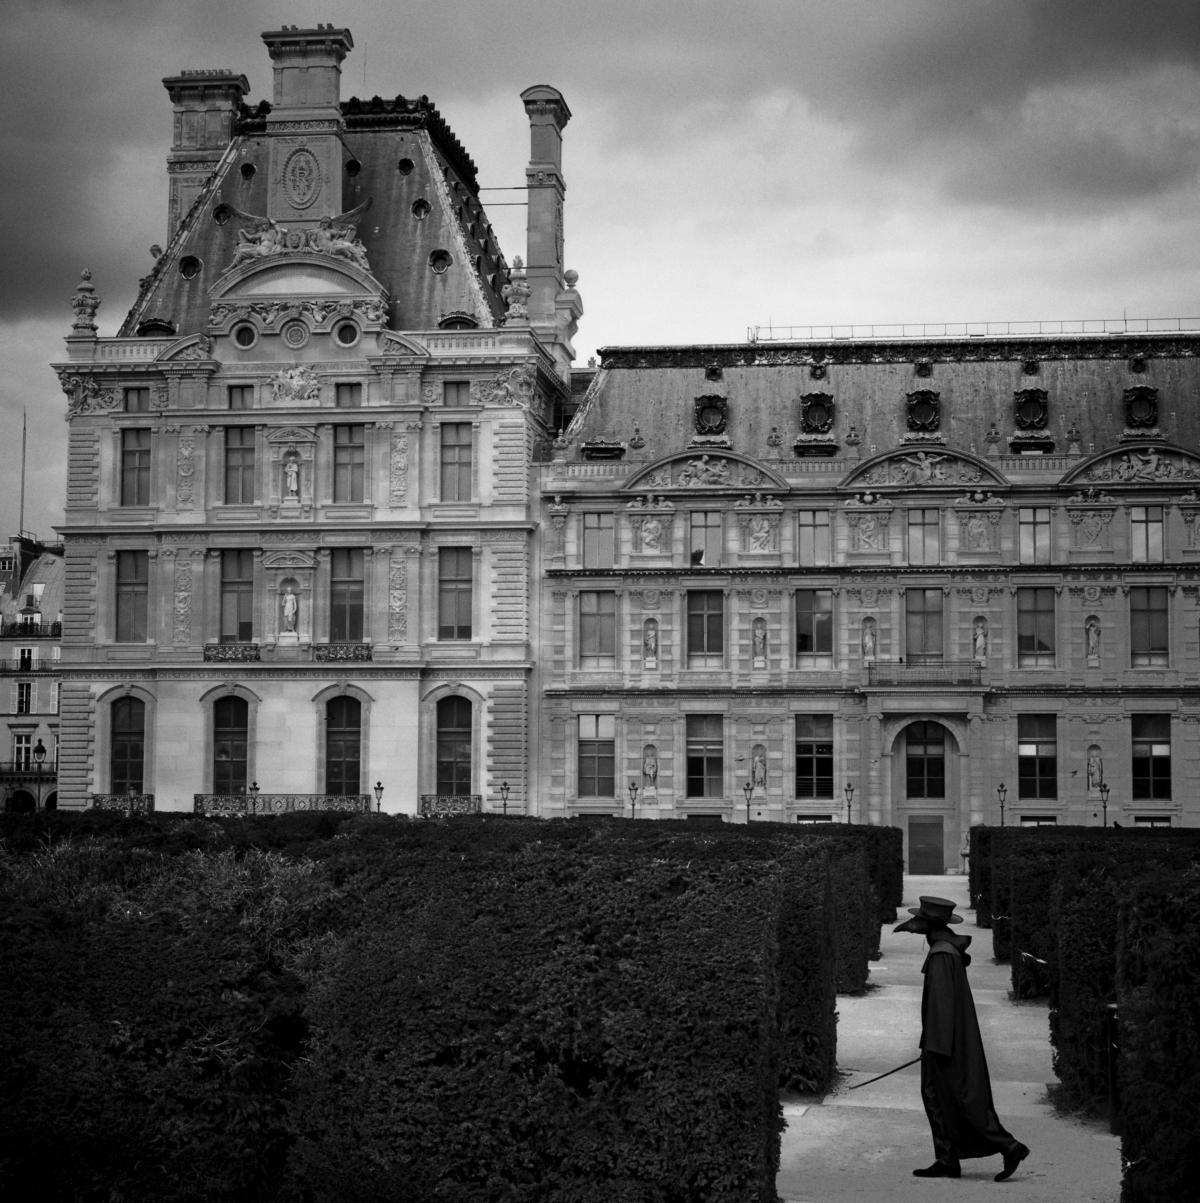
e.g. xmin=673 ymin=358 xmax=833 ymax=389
xmin=777 ymin=873 xmax=1121 ymax=1203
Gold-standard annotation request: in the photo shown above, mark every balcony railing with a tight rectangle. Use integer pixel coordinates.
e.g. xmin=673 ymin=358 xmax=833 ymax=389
xmin=420 ymin=794 xmax=483 ymax=817
xmin=866 ymin=660 xmax=982 ymax=687
xmin=0 ymin=762 xmax=57 ymax=781
xmin=204 ymin=643 xmax=261 ymax=663
xmin=0 ymin=622 xmax=61 ymax=638
xmin=193 ymin=793 xmax=372 ymax=817
xmin=314 ymin=643 xmax=373 ymax=662
xmin=91 ymin=794 xmax=155 ymax=814
xmin=0 ymin=660 xmax=59 ymax=673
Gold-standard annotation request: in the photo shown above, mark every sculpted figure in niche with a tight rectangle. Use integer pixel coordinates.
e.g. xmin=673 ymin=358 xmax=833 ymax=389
xmin=1085 ymin=616 xmax=1101 ymax=659
xmin=973 ymin=619 xmax=988 ymax=661
xmin=284 ymin=454 xmax=300 ymax=498
xmin=640 ymin=515 xmax=663 ymax=552
xmin=642 ymin=745 xmax=659 ymax=787
xmin=282 ymin=586 xmax=299 ymax=633
xmin=748 ymin=515 xmax=772 ymax=552
xmin=861 ymin=618 xmax=877 ymax=660
xmin=858 ymin=514 xmax=883 ymax=551
xmin=964 ymin=514 xmax=989 ymax=551
xmin=643 ymin=619 xmax=659 ymax=660
xmin=1087 ymin=747 xmax=1104 ymax=791
xmin=752 ymin=748 xmax=768 ymax=790
xmin=753 ymin=620 xmax=767 ymax=661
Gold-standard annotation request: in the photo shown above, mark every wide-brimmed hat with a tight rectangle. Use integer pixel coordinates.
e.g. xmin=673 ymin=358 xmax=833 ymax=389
xmin=901 ymin=896 xmax=963 ymax=926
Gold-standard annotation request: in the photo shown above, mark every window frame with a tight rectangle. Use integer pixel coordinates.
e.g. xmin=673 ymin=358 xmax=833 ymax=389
xmin=686 ymin=590 xmax=725 ymax=667
xmin=324 ymin=695 xmax=362 ymax=795
xmin=213 ymin=695 xmax=249 ymax=795
xmin=577 ymin=714 xmax=616 ymax=798
xmin=689 ymin=511 xmax=723 ymax=567
xmin=330 ymin=548 xmax=365 ymax=643
xmin=685 ymin=713 xmax=724 ymax=798
xmin=797 ymin=510 xmax=831 ymax=567
xmin=1017 ymin=714 xmax=1057 ymax=799
xmin=907 ymin=508 xmax=941 ymax=566
xmin=1129 ymin=585 xmax=1169 ymax=667
xmin=1016 ymin=586 xmax=1056 ymax=668
xmin=110 ymin=697 xmax=146 ymax=795
xmin=335 ymin=382 xmax=363 ymax=409
xmin=333 ymin=424 xmax=366 ymax=504
xmin=904 ymin=588 xmax=944 ymax=664
xmin=439 ymin=422 xmax=473 ymax=503
xmin=442 ymin=380 xmax=472 ymax=407
xmin=15 ymin=681 xmax=32 ymax=714
xmin=582 ymin=512 xmax=615 ymax=569
xmin=1130 ymin=505 xmax=1164 ymax=564
xmin=437 ymin=548 xmax=473 ymax=641
xmin=120 ymin=428 xmax=152 ymax=507
xmin=579 ymin=590 xmax=617 ymax=666
xmin=1132 ymin=714 xmax=1171 ymax=800
xmin=223 ymin=425 xmax=256 ymax=505
xmin=795 ymin=588 xmax=833 ymax=657
xmin=1018 ymin=507 xmax=1052 ymax=565
xmin=795 ymin=714 xmax=834 ymax=799
xmin=219 ymin=549 xmax=254 ymax=644
xmin=115 ymin=549 xmax=149 ymax=643
xmin=905 ymin=721 xmax=946 ymax=799
xmin=227 ymin=385 xmax=253 ymax=411
xmin=124 ymin=387 xmax=150 ymax=414
xmin=435 ymin=695 xmax=473 ymax=796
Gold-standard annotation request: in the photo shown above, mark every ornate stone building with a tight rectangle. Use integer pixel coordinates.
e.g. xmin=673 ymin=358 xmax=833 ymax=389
xmin=54 ymin=26 xmax=578 ymax=817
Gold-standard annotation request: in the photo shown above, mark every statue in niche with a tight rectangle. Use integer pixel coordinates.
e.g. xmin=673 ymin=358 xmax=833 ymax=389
xmin=282 ymin=585 xmax=299 ymax=633
xmin=1086 ymin=616 xmax=1101 ymax=660
xmin=642 ymin=745 xmax=658 ymax=787
xmin=753 ymin=620 xmax=767 ymax=661
xmin=752 ymin=748 xmax=768 ymax=790
xmin=861 ymin=618 xmax=877 ymax=660
xmin=1087 ymin=747 xmax=1104 ymax=791
xmin=643 ymin=619 xmax=659 ymax=660
xmin=640 ymin=515 xmax=663 ymax=552
xmin=284 ymin=454 xmax=300 ymax=498
xmin=964 ymin=514 xmax=989 ymax=551
xmin=973 ymin=619 xmax=988 ymax=661
xmin=748 ymin=515 xmax=772 ymax=552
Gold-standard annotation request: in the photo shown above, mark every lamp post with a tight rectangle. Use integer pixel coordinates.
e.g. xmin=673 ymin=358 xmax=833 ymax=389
xmin=31 ymin=738 xmax=46 ymax=810
xmin=374 ymin=781 xmax=384 ymax=814
xmin=248 ymin=780 xmax=259 ymax=814
xmin=844 ymin=781 xmax=855 ymax=825
xmin=500 ymin=779 xmax=510 ymax=817
xmin=629 ymin=780 xmax=639 ymax=820
xmin=743 ymin=780 xmax=753 ymax=822
xmin=997 ymin=782 xmax=1007 ymax=827
xmin=1099 ymin=782 xmax=1109 ymax=828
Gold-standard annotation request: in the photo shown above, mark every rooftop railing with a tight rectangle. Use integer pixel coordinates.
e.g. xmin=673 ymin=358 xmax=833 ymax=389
xmin=0 ymin=622 xmax=61 ymax=638
xmin=748 ymin=318 xmax=1200 ymax=343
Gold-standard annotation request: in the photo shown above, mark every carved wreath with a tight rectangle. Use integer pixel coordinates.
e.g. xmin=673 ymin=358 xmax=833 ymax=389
xmin=1124 ymin=386 xmax=1158 ymax=430
xmin=1013 ymin=388 xmax=1048 ymax=431
xmin=800 ymin=393 xmax=835 ymax=435
xmin=906 ymin=390 xmax=940 ymax=433
xmin=694 ymin=395 xmax=727 ymax=435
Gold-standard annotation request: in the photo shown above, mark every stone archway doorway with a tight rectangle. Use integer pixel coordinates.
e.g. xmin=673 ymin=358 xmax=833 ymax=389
xmin=896 ymin=720 xmax=957 ymax=875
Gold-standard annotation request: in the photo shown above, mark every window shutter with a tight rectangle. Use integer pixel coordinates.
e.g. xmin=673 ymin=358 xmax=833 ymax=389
xmin=9 ymin=681 xmax=16 ymax=713
xmin=51 ymin=682 xmax=59 ymax=713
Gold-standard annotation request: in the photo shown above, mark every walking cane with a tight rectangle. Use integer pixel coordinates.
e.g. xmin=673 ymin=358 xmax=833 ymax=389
xmin=848 ymin=1055 xmax=922 ymax=1089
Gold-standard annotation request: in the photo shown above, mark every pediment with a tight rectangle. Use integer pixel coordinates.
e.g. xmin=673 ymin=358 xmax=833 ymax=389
xmin=211 ymin=253 xmax=386 ymax=301
xmin=261 ymin=550 xmax=318 ymax=571
xmin=374 ymin=331 xmax=430 ymax=358
xmin=156 ymin=333 xmax=213 ymax=363
xmin=623 ymin=452 xmax=788 ymax=492
xmin=266 ymin=426 xmax=317 ymax=444
xmin=1062 ymin=443 xmax=1200 ymax=487
xmin=841 ymin=449 xmax=1006 ymax=490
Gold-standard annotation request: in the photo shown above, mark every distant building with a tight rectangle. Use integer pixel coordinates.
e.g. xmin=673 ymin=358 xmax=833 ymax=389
xmin=0 ymin=536 xmax=63 ymax=811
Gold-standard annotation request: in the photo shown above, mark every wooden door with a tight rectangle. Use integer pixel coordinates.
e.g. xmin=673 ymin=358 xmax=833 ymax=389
xmin=908 ymin=816 xmax=944 ymax=874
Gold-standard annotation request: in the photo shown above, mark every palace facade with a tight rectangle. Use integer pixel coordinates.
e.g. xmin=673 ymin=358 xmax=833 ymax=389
xmin=49 ymin=24 xmax=1200 ymax=871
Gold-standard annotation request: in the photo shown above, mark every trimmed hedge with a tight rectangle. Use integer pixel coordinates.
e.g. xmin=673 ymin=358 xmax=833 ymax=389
xmin=1116 ymin=871 xmax=1200 ymax=1203
xmin=793 ymin=822 xmax=902 ymax=923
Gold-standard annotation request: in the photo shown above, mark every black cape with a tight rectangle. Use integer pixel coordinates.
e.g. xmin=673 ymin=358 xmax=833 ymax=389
xmin=919 ymin=939 xmax=1021 ymax=1163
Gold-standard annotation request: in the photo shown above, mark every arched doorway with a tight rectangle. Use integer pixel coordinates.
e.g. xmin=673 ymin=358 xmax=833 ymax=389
xmin=325 ymin=696 xmax=362 ymax=795
xmin=6 ymin=790 xmax=36 ymax=814
xmin=436 ymin=696 xmax=472 ymax=796
xmin=213 ymin=696 xmax=249 ymax=794
xmin=901 ymin=720 xmax=954 ymax=875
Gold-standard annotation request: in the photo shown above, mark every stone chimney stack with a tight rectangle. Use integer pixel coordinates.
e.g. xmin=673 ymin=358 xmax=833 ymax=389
xmin=161 ymin=70 xmax=249 ymax=233
xmin=520 ymin=85 xmax=581 ymax=376
xmin=260 ymin=25 xmax=353 ymax=224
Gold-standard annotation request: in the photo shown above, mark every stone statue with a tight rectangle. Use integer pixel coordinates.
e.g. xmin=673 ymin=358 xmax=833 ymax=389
xmin=861 ymin=620 xmax=876 ymax=660
xmin=858 ymin=514 xmax=882 ymax=551
xmin=502 ymin=257 xmax=531 ymax=320
xmin=1086 ymin=616 xmax=1101 ymax=659
xmin=641 ymin=516 xmax=663 ymax=552
xmin=753 ymin=622 xmax=767 ymax=660
xmin=643 ymin=620 xmax=658 ymax=659
xmin=748 ymin=515 xmax=772 ymax=552
xmin=1087 ymin=750 xmax=1104 ymax=791
xmin=964 ymin=514 xmax=989 ymax=550
xmin=231 ymin=218 xmax=286 ymax=268
xmin=752 ymin=749 xmax=768 ymax=789
xmin=642 ymin=746 xmax=658 ymax=786
xmin=282 ymin=586 xmax=298 ymax=633
xmin=284 ymin=455 xmax=300 ymax=498
xmin=973 ymin=620 xmax=988 ymax=661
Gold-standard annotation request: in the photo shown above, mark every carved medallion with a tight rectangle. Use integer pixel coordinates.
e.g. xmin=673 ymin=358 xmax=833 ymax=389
xmin=282 ymin=147 xmax=323 ymax=210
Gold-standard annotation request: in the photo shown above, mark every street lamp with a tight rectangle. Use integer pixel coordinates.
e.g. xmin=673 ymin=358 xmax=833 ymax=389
xmin=248 ymin=780 xmax=259 ymax=799
xmin=629 ymin=780 xmax=639 ymax=820
xmin=500 ymin=779 xmax=510 ymax=817
xmin=31 ymin=739 xmax=46 ymax=810
xmin=743 ymin=780 xmax=753 ymax=822
xmin=997 ymin=782 xmax=1007 ymax=827
xmin=844 ymin=781 xmax=855 ymax=825
xmin=374 ymin=781 xmax=384 ymax=813
xmin=1099 ymin=782 xmax=1110 ymax=828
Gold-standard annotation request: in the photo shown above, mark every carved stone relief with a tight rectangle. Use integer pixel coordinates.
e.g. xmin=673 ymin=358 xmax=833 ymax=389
xmin=176 ymin=437 xmax=195 ymax=507
xmin=738 ymin=510 xmax=781 ymax=553
xmin=389 ymin=433 xmax=409 ymax=505
xmin=847 ymin=509 xmax=892 ymax=553
xmin=1069 ymin=507 xmax=1115 ymax=549
xmin=1081 ymin=447 xmax=1200 ymax=484
xmin=172 ymin=560 xmax=192 ymax=643
xmin=856 ymin=451 xmax=984 ymax=488
xmin=955 ymin=507 xmax=1002 ymax=552
xmin=389 ymin=556 xmax=408 ymax=642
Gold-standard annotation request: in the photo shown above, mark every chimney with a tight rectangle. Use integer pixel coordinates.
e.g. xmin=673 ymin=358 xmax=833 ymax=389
xmin=161 ymin=70 xmax=250 ymax=233
xmin=521 ymin=85 xmax=581 ymax=375
xmin=260 ymin=25 xmax=352 ymax=225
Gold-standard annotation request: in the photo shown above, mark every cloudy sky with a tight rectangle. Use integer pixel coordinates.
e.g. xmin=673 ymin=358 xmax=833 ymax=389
xmin=3 ymin=0 xmax=1200 ymax=537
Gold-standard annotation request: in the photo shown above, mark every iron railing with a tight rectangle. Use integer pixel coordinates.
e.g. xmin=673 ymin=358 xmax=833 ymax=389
xmin=314 ymin=643 xmax=373 ymax=662
xmin=420 ymin=794 xmax=482 ymax=817
xmin=867 ymin=661 xmax=982 ymax=687
xmin=91 ymin=794 xmax=155 ymax=814
xmin=0 ymin=761 xmax=56 ymax=776
xmin=0 ymin=622 xmax=61 ymax=638
xmin=0 ymin=660 xmax=59 ymax=673
xmin=748 ymin=317 xmax=1200 ymax=342
xmin=203 ymin=643 xmax=261 ymax=663
xmin=194 ymin=793 xmax=371 ymax=817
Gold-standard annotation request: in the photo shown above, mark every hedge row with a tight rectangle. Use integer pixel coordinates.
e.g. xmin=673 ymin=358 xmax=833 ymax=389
xmin=0 ymin=811 xmax=898 ymax=1201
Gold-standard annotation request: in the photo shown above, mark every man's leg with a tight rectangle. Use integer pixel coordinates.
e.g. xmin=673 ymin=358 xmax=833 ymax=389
xmin=915 ymin=1052 xmax=961 ymax=1177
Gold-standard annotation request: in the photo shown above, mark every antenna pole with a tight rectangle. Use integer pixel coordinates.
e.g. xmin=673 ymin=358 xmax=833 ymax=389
xmin=19 ymin=408 xmax=26 ymax=538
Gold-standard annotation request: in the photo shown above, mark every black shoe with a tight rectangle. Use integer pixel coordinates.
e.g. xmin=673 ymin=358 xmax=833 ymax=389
xmin=913 ymin=1162 xmax=961 ymax=1178
xmin=995 ymin=1143 xmax=1030 ymax=1182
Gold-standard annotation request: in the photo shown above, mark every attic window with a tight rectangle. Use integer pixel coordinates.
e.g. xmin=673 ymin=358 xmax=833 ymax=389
xmin=335 ymin=322 xmax=360 ymax=346
xmin=136 ymin=318 xmax=177 ymax=337
xmin=345 ymin=159 xmax=362 ymax=177
xmin=439 ymin=313 xmax=478 ymax=331
xmin=179 ymin=256 xmax=201 ymax=280
xmin=398 ymin=158 xmax=414 ymax=175
xmin=411 ymin=198 xmax=431 ymax=220
xmin=213 ymin=204 xmax=231 ymax=225
xmin=240 ymin=163 xmax=256 ymax=180
xmin=429 ymin=249 xmax=452 ymax=274
xmin=233 ymin=325 xmax=257 ymax=349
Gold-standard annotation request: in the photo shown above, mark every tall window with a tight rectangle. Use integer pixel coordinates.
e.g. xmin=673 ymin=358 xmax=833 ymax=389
xmin=907 ymin=509 xmax=940 ymax=565
xmin=686 ymin=714 xmax=724 ymax=797
xmin=330 ymin=549 xmax=365 ymax=642
xmin=689 ymin=512 xmax=722 ymax=566
xmin=227 ymin=385 xmax=252 ymax=410
xmin=325 ymin=696 xmax=361 ymax=795
xmin=437 ymin=548 xmax=472 ymax=640
xmin=335 ymin=382 xmax=362 ymax=409
xmin=115 ymin=550 xmax=149 ymax=643
xmin=686 ymin=591 xmax=724 ymax=667
xmin=795 ymin=715 xmax=834 ymax=798
xmin=443 ymin=381 xmax=471 ymax=406
xmin=436 ymin=696 xmax=472 ymax=796
xmin=111 ymin=697 xmax=145 ymax=794
xmin=1018 ymin=714 xmax=1057 ymax=799
xmin=120 ymin=429 xmax=151 ymax=506
xmin=333 ymin=425 xmax=366 ymax=503
xmin=1130 ymin=506 xmax=1164 ymax=563
xmin=17 ymin=647 xmax=33 ymax=671
xmin=13 ymin=734 xmax=31 ymax=770
xmin=578 ymin=715 xmax=615 ymax=797
xmin=16 ymin=682 xmax=31 ymax=714
xmin=797 ymin=510 xmax=831 ymax=567
xmin=579 ymin=591 xmax=616 ymax=666
xmin=213 ymin=696 xmax=248 ymax=794
xmin=1130 ymin=586 xmax=1169 ymax=667
xmin=220 ymin=550 xmax=254 ymax=643
xmin=1132 ymin=715 xmax=1171 ymax=800
xmin=796 ymin=589 xmax=833 ymax=655
xmin=582 ymin=513 xmax=615 ymax=569
xmin=1017 ymin=587 xmax=1055 ymax=667
xmin=439 ymin=423 xmax=472 ymax=502
xmin=224 ymin=427 xmax=255 ymax=504
xmin=905 ymin=589 xmax=943 ymax=663
xmin=1019 ymin=507 xmax=1052 ymax=565
xmin=124 ymin=387 xmax=150 ymax=414
xmin=906 ymin=722 xmax=946 ymax=799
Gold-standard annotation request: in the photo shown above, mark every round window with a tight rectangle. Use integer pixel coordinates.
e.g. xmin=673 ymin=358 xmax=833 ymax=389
xmin=282 ymin=321 xmax=308 ymax=349
xmin=411 ymin=198 xmax=431 ymax=220
xmin=807 ymin=401 xmax=829 ymax=428
xmin=335 ymin=322 xmax=359 ymax=347
xmin=213 ymin=204 xmax=231 ymax=226
xmin=233 ymin=324 xmax=257 ymax=349
xmin=240 ymin=162 xmax=256 ymax=180
xmin=429 ymin=249 xmax=452 ymax=274
xmin=1018 ymin=397 xmax=1045 ymax=426
xmin=1131 ymin=396 xmax=1154 ymax=422
xmin=912 ymin=400 xmax=936 ymax=427
xmin=345 ymin=159 xmax=362 ymax=177
xmin=398 ymin=157 xmax=415 ymax=175
xmin=179 ymin=255 xmax=201 ymax=280
xmin=699 ymin=404 xmax=723 ymax=431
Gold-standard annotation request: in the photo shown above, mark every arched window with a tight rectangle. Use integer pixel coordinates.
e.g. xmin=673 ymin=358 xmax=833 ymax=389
xmin=111 ymin=697 xmax=146 ymax=794
xmin=213 ymin=696 xmax=249 ymax=794
xmin=436 ymin=696 xmax=472 ymax=796
xmin=326 ymin=696 xmax=362 ymax=796
xmin=906 ymin=722 xmax=946 ymax=799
